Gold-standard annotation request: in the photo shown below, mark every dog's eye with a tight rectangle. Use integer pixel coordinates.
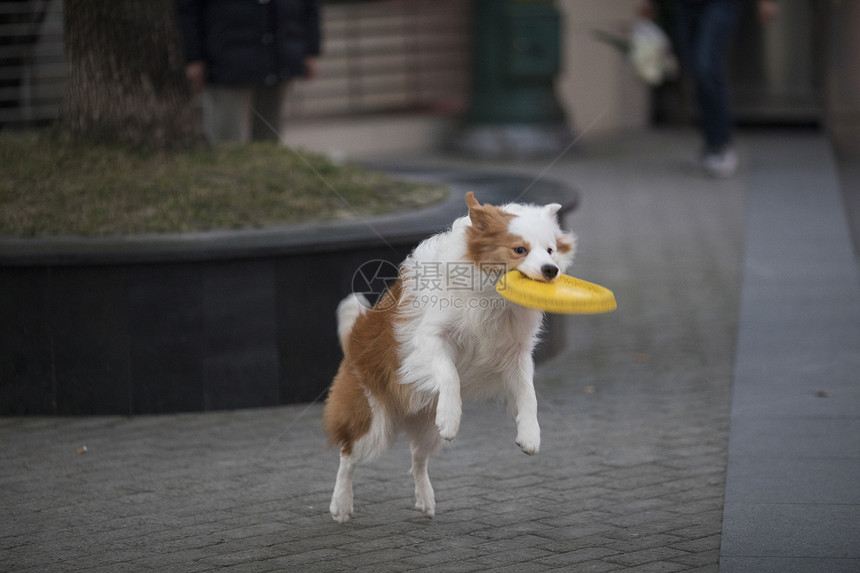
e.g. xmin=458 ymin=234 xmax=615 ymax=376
xmin=547 ymin=247 xmax=554 ymax=255
xmin=513 ymin=246 xmax=528 ymax=255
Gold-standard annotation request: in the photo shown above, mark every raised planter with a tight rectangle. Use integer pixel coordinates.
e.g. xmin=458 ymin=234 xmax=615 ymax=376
xmin=0 ymin=170 xmax=578 ymax=415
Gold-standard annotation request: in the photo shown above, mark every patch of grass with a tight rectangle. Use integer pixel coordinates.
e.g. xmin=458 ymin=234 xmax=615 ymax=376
xmin=0 ymin=132 xmax=448 ymax=237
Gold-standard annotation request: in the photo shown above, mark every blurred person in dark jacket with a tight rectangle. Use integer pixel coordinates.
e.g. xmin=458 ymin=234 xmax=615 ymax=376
xmin=176 ymin=0 xmax=321 ymax=143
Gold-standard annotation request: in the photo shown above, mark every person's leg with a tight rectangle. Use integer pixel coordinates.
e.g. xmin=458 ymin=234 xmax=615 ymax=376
xmin=203 ymin=85 xmax=253 ymax=143
xmin=675 ymin=1 xmax=712 ymax=146
xmin=251 ymin=83 xmax=288 ymax=142
xmin=673 ymin=0 xmax=701 ymax=79
xmin=690 ymin=0 xmax=742 ymax=153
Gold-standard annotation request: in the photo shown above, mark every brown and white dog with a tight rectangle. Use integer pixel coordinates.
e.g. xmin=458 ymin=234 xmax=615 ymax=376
xmin=323 ymin=192 xmax=575 ymax=522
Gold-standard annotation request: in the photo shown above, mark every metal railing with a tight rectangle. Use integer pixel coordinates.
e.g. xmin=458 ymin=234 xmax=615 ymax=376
xmin=0 ymin=0 xmax=64 ymax=127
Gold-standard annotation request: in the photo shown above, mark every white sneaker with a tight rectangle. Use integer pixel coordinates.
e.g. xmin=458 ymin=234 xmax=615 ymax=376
xmin=701 ymin=148 xmax=738 ymax=178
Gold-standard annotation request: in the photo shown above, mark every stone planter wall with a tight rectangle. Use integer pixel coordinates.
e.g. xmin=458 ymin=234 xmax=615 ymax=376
xmin=0 ymin=170 xmax=578 ymax=415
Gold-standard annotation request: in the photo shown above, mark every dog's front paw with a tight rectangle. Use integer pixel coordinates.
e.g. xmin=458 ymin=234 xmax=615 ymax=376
xmin=516 ymin=427 xmax=541 ymax=456
xmin=415 ymin=493 xmax=435 ymax=519
xmin=330 ymin=494 xmax=354 ymax=523
xmin=435 ymin=397 xmax=461 ymax=441
xmin=435 ymin=414 xmax=460 ymax=441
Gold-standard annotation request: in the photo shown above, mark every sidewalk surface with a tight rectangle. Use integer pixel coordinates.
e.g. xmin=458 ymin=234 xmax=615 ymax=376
xmin=1 ymin=129 xmax=857 ymax=572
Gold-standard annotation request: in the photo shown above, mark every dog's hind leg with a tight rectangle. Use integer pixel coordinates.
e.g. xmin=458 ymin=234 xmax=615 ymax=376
xmin=330 ymin=451 xmax=357 ymax=523
xmin=406 ymin=414 xmax=443 ymax=518
xmin=329 ymin=394 xmax=395 ymax=523
xmin=410 ymin=444 xmax=435 ymax=518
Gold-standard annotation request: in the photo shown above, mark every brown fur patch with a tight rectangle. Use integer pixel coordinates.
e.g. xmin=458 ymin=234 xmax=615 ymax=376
xmin=322 ymin=279 xmax=413 ymax=455
xmin=465 ymin=194 xmax=528 ymax=273
xmin=322 ymin=362 xmax=372 ymax=456
xmin=557 ymin=235 xmax=573 ymax=254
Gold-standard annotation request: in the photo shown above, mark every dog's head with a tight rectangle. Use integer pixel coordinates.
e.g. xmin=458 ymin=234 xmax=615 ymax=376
xmin=464 ymin=192 xmax=576 ymax=282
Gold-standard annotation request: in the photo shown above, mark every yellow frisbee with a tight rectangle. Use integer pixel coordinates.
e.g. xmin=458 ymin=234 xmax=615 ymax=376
xmin=496 ymin=271 xmax=617 ymax=315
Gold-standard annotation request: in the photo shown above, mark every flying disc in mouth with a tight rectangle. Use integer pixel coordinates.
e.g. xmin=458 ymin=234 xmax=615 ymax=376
xmin=496 ymin=271 xmax=617 ymax=315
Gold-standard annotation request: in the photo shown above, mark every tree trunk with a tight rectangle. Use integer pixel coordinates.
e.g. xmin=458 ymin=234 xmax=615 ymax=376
xmin=60 ymin=0 xmax=201 ymax=150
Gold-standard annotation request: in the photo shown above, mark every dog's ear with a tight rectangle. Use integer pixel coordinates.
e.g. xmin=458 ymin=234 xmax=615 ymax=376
xmin=466 ymin=191 xmax=486 ymax=229
xmin=556 ymin=232 xmax=576 ymax=254
xmin=465 ymin=191 xmax=480 ymax=210
xmin=467 ymin=192 xmax=498 ymax=232
xmin=467 ymin=191 xmax=512 ymax=232
xmin=544 ymin=203 xmax=562 ymax=218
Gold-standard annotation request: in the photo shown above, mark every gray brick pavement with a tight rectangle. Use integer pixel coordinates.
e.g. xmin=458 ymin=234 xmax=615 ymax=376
xmin=1 ymin=130 xmax=744 ymax=571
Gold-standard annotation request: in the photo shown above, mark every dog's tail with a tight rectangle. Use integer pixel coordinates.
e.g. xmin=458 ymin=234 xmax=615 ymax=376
xmin=336 ymin=293 xmax=369 ymax=351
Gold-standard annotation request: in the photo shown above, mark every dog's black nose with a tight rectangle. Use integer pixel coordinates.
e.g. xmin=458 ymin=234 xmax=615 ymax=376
xmin=541 ymin=265 xmax=559 ymax=280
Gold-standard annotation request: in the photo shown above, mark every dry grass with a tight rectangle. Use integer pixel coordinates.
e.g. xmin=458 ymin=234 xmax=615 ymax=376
xmin=0 ymin=132 xmax=448 ymax=237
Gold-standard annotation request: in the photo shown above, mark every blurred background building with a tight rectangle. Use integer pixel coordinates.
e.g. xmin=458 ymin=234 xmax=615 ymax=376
xmin=1 ymin=0 xmax=858 ymax=159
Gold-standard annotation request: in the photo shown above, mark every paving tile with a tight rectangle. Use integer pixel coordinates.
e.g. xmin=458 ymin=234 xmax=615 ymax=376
xmin=719 ymin=557 xmax=860 ymax=573
xmin=604 ymin=547 xmax=692 ymax=568
xmin=725 ymin=457 xmax=860 ymax=505
xmin=723 ymin=504 xmax=860 ymax=559
xmin=721 ymin=504 xmax=860 ymax=560
xmin=621 ymin=562 xmax=689 ymax=573
xmin=535 ymin=546 xmax=622 ymax=566
xmin=725 ymin=417 xmax=860 ymax=460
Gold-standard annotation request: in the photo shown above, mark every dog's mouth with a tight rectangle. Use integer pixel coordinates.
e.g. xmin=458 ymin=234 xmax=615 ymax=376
xmin=519 ymin=270 xmax=559 ymax=284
